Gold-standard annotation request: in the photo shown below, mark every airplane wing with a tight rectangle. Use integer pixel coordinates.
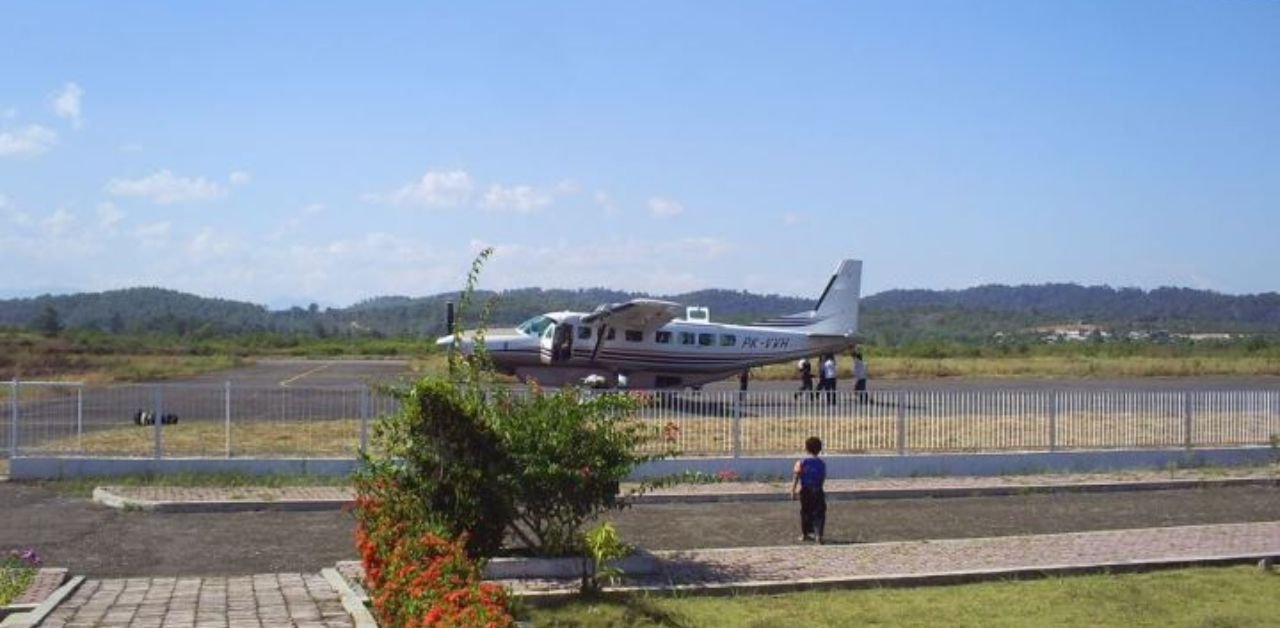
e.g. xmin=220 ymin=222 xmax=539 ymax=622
xmin=581 ymin=298 xmax=684 ymax=329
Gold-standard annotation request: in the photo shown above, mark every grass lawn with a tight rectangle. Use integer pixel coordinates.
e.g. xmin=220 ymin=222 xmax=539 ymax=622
xmin=527 ymin=566 xmax=1280 ymax=627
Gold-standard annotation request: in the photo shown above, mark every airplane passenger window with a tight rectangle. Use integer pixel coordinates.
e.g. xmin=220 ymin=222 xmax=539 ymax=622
xmin=655 ymin=331 xmax=672 ymax=344
xmin=698 ymin=333 xmax=714 ymax=346
xmin=720 ymin=334 xmax=736 ymax=346
xmin=624 ymin=329 xmax=643 ymax=342
xmin=606 ymin=328 xmax=616 ymax=340
xmin=577 ymin=327 xmax=592 ymax=340
xmin=679 ymin=332 xmax=695 ymax=345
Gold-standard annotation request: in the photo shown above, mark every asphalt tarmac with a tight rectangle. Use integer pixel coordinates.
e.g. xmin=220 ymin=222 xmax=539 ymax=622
xmin=1 ymin=482 xmax=1277 ymax=578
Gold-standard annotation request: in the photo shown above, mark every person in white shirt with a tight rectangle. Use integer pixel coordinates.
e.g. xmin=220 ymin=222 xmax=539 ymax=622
xmin=820 ymin=353 xmax=838 ymax=405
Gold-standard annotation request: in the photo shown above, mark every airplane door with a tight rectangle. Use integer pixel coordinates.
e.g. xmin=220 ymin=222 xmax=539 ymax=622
xmin=539 ymin=323 xmax=574 ymax=364
xmin=553 ymin=324 xmax=574 ymax=363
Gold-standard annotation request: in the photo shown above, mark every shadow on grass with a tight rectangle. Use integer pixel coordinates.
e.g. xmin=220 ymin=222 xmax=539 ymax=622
xmin=534 ymin=592 xmax=692 ymax=628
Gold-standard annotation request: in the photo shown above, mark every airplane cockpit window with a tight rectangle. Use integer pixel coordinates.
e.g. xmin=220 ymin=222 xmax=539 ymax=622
xmin=577 ymin=326 xmax=592 ymax=340
xmin=720 ymin=334 xmax=737 ymax=346
xmin=679 ymin=332 xmax=695 ymax=345
xmin=698 ymin=333 xmax=714 ymax=346
xmin=624 ymin=329 xmax=643 ymax=342
xmin=542 ymin=323 xmax=556 ymax=339
xmin=517 ymin=315 xmax=555 ymax=336
xmin=655 ymin=331 xmax=672 ymax=344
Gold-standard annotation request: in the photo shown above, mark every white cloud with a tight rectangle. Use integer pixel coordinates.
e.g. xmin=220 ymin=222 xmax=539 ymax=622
xmin=119 ymin=143 xmax=144 ymax=153
xmin=670 ymin=236 xmax=731 ymax=259
xmin=465 ymin=236 xmax=738 ymax=294
xmin=367 ymin=169 xmax=474 ymax=208
xmin=0 ymin=194 xmax=32 ymax=226
xmin=189 ymin=227 xmax=235 ymax=257
xmin=106 ymin=170 xmax=227 ymax=204
xmin=52 ymin=82 xmax=84 ymax=128
xmin=480 ymin=184 xmax=553 ymax=213
xmin=648 ymin=196 xmax=684 ymax=217
xmin=96 ymin=202 xmax=124 ymax=230
xmin=783 ymin=212 xmax=801 ymax=226
xmin=267 ymin=203 xmax=327 ymax=242
xmin=593 ymin=191 xmax=617 ymax=214
xmin=0 ymin=125 xmax=57 ymax=157
xmin=229 ymin=170 xmax=252 ymax=186
xmin=42 ymin=209 xmax=78 ymax=236
xmin=133 ymin=221 xmax=172 ymax=244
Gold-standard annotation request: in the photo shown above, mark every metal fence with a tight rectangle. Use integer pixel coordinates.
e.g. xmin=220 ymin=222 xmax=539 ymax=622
xmin=4 ymin=380 xmax=1279 ymax=459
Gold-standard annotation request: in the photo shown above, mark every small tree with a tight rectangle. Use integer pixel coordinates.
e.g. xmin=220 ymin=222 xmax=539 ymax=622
xmin=32 ymin=304 xmax=63 ymax=338
xmin=496 ymin=386 xmax=667 ymax=555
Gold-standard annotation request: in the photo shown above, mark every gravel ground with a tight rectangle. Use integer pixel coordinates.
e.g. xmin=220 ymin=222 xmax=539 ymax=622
xmin=2 ymin=482 xmax=1277 ymax=578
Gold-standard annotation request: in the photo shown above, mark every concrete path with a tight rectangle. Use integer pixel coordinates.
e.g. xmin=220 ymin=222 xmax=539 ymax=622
xmin=37 ymin=573 xmax=365 ymax=628
xmin=335 ymin=520 xmax=1280 ymax=599
xmin=93 ymin=466 xmax=1279 ymax=512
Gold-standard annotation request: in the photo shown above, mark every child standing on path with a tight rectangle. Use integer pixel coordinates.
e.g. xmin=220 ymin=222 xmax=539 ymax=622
xmin=790 ymin=436 xmax=827 ymax=543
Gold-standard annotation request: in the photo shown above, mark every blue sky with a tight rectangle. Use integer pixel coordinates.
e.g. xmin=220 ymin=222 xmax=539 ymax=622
xmin=2 ymin=2 xmax=1277 ymax=307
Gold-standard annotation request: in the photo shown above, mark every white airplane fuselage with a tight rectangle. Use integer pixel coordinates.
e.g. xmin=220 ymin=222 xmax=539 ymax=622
xmin=448 ymin=314 xmax=856 ymax=389
xmin=438 ymin=259 xmax=863 ymax=389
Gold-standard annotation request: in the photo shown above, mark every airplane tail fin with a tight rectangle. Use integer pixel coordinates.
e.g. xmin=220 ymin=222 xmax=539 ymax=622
xmin=755 ymin=259 xmax=862 ymax=337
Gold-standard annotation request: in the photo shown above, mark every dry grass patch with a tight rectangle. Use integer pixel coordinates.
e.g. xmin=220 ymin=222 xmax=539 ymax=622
xmin=27 ymin=418 xmax=364 ymax=458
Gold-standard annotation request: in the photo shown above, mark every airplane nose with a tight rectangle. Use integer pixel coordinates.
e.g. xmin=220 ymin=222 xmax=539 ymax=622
xmin=435 ymin=334 xmax=454 ymax=349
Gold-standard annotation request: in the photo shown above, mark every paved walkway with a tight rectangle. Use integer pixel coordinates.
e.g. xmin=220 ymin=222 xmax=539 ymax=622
xmin=333 ymin=520 xmax=1280 ymax=597
xmin=93 ymin=466 xmax=1280 ymax=511
xmin=37 ymin=573 xmax=358 ymax=628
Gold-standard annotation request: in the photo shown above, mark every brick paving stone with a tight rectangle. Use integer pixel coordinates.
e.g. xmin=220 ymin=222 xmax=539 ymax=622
xmin=39 ymin=573 xmax=357 ymax=627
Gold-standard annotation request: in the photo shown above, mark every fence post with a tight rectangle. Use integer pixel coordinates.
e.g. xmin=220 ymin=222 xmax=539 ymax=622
xmin=8 ymin=379 xmax=17 ymax=458
xmin=1183 ymin=391 xmax=1193 ymax=451
xmin=224 ymin=381 xmax=232 ymax=459
xmin=359 ymin=387 xmax=370 ymax=456
xmin=153 ymin=385 xmax=164 ymax=460
xmin=732 ymin=391 xmax=743 ymax=459
xmin=1048 ymin=390 xmax=1058 ymax=452
xmin=77 ymin=385 xmax=84 ymax=454
xmin=896 ymin=391 xmax=907 ymax=455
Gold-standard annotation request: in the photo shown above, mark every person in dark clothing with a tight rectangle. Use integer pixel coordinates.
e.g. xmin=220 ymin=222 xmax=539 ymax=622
xmin=790 ymin=435 xmax=827 ymax=543
xmin=852 ymin=351 xmax=869 ymax=404
xmin=794 ymin=359 xmax=814 ymax=400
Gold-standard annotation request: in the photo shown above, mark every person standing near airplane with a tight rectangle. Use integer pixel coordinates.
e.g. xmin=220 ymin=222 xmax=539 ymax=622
xmin=795 ymin=359 xmax=814 ymax=400
xmin=820 ymin=353 xmax=838 ymax=405
xmin=852 ymin=351 xmax=868 ymax=404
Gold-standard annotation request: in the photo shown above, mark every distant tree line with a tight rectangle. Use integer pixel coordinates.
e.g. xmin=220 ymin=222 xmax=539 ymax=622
xmin=1 ymin=283 xmax=1277 ymax=346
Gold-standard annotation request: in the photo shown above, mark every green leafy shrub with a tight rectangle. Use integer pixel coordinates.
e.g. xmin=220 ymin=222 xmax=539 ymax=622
xmin=496 ymin=384 xmax=669 ymax=556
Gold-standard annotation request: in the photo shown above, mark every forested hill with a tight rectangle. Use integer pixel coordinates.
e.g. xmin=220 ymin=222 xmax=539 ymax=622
xmin=1 ymin=283 xmax=1277 ymax=342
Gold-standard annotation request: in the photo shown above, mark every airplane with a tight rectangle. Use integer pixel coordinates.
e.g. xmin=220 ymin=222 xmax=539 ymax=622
xmin=435 ymin=259 xmax=862 ymax=389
